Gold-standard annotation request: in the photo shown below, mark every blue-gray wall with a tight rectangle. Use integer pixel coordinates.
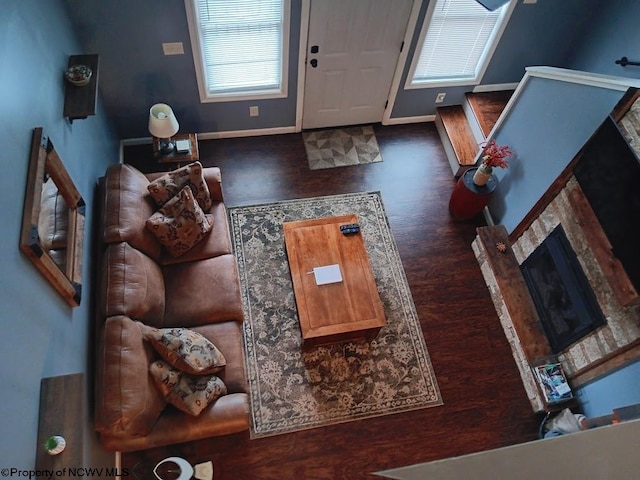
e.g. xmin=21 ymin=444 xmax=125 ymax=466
xmin=65 ymin=0 xmax=302 ymax=139
xmin=0 ymin=0 xmax=118 ymax=470
xmin=576 ymin=360 xmax=640 ymax=418
xmin=568 ymin=0 xmax=640 ymax=81
xmin=64 ymin=0 xmax=612 ymax=138
xmin=392 ymin=0 xmax=605 ymax=118
xmin=487 ymin=76 xmax=624 ymax=232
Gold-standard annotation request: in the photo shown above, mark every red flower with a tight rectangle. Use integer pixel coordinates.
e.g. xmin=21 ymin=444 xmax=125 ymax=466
xmin=480 ymin=139 xmax=513 ymax=169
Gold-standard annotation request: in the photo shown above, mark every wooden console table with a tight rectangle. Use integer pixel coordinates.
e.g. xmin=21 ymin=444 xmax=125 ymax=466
xmin=36 ymin=374 xmax=84 ymax=478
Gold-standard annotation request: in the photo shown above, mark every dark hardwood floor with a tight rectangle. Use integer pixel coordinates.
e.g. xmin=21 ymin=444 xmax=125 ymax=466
xmin=122 ymin=123 xmax=540 ymax=479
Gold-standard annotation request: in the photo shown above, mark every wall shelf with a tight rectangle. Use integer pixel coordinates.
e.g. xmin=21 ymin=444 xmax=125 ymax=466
xmin=63 ymin=54 xmax=99 ymax=123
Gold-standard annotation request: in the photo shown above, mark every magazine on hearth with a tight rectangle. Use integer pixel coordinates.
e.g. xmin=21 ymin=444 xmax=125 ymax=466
xmin=534 ymin=362 xmax=573 ymax=404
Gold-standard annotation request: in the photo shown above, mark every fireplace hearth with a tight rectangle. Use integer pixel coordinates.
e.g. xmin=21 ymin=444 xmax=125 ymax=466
xmin=520 ymin=226 xmax=607 ymax=353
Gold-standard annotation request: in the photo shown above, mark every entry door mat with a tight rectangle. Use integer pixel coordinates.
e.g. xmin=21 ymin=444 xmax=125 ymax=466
xmin=228 ymin=192 xmax=442 ymax=439
xmin=303 ymin=125 xmax=383 ymax=170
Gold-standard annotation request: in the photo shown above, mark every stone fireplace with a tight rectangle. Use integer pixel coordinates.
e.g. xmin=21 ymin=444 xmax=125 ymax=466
xmin=473 ymin=92 xmax=640 ymax=412
xmin=473 ymin=176 xmax=640 ymax=411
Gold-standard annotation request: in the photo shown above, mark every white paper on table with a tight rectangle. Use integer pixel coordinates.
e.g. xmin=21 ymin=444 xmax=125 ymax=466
xmin=313 ymin=264 xmax=343 ymax=285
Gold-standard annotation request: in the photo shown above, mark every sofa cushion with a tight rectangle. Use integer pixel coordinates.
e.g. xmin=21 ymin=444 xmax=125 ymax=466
xmin=189 ymin=322 xmax=248 ymax=394
xmin=102 ymin=242 xmax=165 ymax=323
xmin=147 ymin=161 xmax=212 ymax=211
xmin=163 ymin=254 xmax=244 ymax=327
xmin=139 ymin=324 xmax=226 ymax=375
xmin=146 ymin=186 xmax=213 ymax=258
xmin=160 ymin=201 xmax=232 ymax=265
xmin=96 ymin=316 xmax=166 ymax=436
xmin=102 ymin=164 xmax=162 ymax=260
xmin=149 ymin=360 xmax=227 ymax=416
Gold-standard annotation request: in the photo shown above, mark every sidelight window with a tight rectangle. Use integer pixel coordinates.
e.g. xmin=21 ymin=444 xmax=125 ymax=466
xmin=407 ymin=0 xmax=513 ymax=88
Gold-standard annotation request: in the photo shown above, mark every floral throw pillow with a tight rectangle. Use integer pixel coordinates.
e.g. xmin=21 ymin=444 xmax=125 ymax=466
xmin=149 ymin=360 xmax=227 ymax=416
xmin=139 ymin=324 xmax=226 ymax=375
xmin=147 ymin=161 xmax=212 ymax=211
xmin=145 ymin=186 xmax=214 ymax=257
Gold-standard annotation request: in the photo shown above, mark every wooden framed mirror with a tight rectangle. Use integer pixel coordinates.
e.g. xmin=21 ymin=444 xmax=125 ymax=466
xmin=20 ymin=127 xmax=85 ymax=307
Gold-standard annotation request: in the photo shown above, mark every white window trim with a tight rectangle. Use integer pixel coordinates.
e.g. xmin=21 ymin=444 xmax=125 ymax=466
xmin=184 ymin=0 xmax=291 ymax=103
xmin=404 ymin=0 xmax=516 ymax=90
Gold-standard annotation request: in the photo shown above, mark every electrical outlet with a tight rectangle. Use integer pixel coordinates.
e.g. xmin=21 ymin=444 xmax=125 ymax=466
xmin=435 ymin=93 xmax=446 ymax=103
xmin=162 ymin=42 xmax=184 ymax=55
xmin=249 ymin=106 xmax=259 ymax=117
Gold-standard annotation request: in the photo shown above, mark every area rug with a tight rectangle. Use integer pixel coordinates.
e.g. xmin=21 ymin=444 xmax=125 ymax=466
xmin=303 ymin=125 xmax=383 ymax=170
xmin=228 ymin=193 xmax=442 ymax=438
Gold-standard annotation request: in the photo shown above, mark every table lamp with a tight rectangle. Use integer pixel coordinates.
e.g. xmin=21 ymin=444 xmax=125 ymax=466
xmin=149 ymin=103 xmax=179 ymax=154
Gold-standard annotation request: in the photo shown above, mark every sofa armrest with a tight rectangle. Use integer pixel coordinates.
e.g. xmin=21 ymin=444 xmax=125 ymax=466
xmin=99 ymin=393 xmax=250 ymax=452
xmin=202 ymin=167 xmax=224 ymax=203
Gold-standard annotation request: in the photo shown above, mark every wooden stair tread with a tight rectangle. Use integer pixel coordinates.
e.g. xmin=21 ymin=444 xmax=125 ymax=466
xmin=438 ymin=106 xmax=478 ymax=166
xmin=466 ymin=91 xmax=514 ymax=138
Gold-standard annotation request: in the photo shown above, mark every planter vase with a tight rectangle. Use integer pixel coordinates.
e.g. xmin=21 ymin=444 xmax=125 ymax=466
xmin=472 ymin=165 xmax=493 ymax=186
xmin=45 ymin=435 xmax=66 ymax=455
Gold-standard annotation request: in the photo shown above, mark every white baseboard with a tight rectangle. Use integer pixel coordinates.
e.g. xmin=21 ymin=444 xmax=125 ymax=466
xmin=120 ymin=126 xmax=297 ymax=150
xmin=198 ymin=126 xmax=297 ymax=140
xmin=472 ymin=82 xmax=519 ymax=93
xmin=121 ymin=137 xmax=151 ymax=146
xmin=383 ymin=114 xmax=436 ymax=125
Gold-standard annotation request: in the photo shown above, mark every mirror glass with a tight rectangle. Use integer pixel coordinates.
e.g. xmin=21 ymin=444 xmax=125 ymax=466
xmin=20 ymin=127 xmax=85 ymax=307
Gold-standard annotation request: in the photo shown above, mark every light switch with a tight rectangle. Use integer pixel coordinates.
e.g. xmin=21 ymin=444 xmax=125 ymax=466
xmin=162 ymin=42 xmax=184 ymax=55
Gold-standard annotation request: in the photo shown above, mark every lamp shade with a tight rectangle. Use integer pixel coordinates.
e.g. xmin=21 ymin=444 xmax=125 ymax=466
xmin=149 ymin=103 xmax=179 ymax=138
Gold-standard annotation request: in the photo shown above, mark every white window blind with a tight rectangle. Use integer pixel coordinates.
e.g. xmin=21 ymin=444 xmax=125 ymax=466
xmin=190 ymin=0 xmax=287 ymax=97
xmin=411 ymin=0 xmax=508 ymax=85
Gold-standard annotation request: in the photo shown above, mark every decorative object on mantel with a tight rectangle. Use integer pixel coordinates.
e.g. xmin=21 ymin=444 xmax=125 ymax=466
xmin=472 ymin=139 xmax=513 ymax=186
xmin=44 ymin=435 xmax=66 ymax=455
xmin=64 ymin=64 xmax=92 ymax=86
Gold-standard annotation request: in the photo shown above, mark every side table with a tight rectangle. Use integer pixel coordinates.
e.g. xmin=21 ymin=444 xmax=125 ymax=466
xmin=36 ymin=374 xmax=84 ymax=479
xmin=153 ymin=133 xmax=199 ymax=166
xmin=449 ymin=168 xmax=497 ymax=220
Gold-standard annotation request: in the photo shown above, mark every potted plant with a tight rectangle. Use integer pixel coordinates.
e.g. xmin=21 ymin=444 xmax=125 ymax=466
xmin=44 ymin=435 xmax=66 ymax=455
xmin=473 ymin=139 xmax=513 ymax=186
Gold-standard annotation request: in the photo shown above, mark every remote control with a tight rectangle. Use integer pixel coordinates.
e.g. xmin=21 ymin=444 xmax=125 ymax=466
xmin=340 ymin=223 xmax=360 ymax=235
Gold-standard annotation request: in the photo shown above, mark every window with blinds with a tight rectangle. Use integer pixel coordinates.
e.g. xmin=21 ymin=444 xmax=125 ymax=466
xmin=185 ymin=0 xmax=290 ymax=101
xmin=407 ymin=0 xmax=512 ymax=88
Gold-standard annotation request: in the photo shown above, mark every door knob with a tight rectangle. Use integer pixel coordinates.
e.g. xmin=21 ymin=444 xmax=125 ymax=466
xmin=311 ymin=45 xmax=319 ymax=54
xmin=310 ymin=59 xmax=318 ymax=68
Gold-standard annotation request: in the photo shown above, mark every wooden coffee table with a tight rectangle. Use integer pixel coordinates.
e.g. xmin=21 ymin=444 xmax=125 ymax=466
xmin=283 ymin=215 xmax=386 ymax=347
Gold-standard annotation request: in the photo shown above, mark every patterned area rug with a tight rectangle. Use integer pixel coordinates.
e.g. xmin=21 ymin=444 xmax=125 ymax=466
xmin=228 ymin=193 xmax=442 ymax=438
xmin=303 ymin=125 xmax=383 ymax=170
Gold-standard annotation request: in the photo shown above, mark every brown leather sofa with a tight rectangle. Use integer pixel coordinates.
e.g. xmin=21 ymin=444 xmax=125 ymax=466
xmin=94 ymin=163 xmax=250 ymax=452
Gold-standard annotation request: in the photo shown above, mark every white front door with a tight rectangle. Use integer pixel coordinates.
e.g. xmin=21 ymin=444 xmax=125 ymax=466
xmin=302 ymin=0 xmax=413 ymax=130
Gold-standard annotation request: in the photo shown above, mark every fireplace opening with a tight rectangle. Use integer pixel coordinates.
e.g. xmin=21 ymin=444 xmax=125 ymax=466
xmin=521 ymin=225 xmax=607 ymax=353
